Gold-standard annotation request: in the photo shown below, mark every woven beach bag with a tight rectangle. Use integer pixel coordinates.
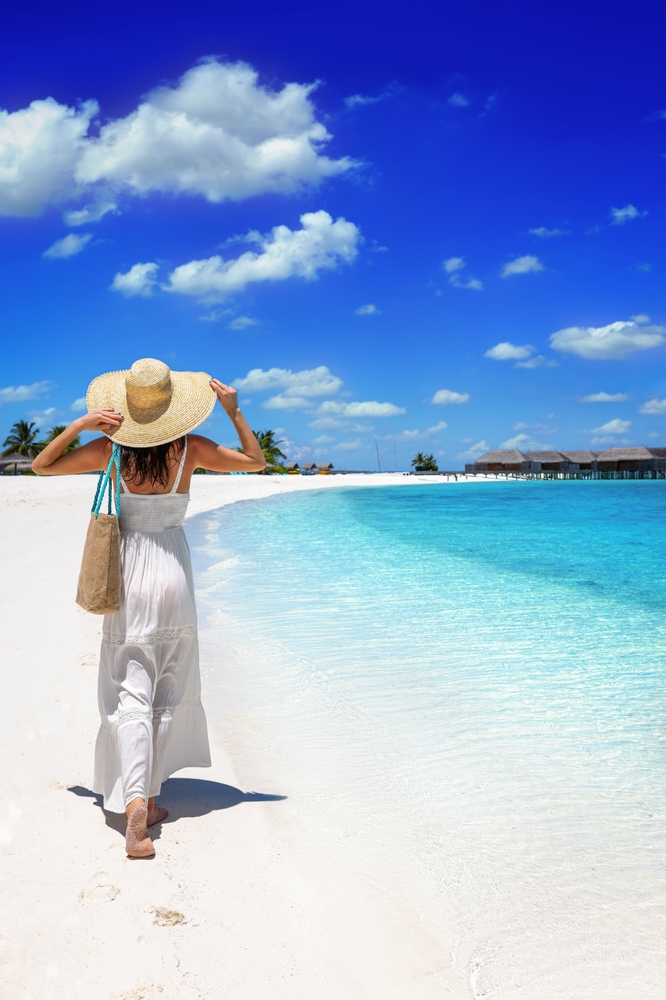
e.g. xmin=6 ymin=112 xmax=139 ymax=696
xmin=76 ymin=443 xmax=122 ymax=615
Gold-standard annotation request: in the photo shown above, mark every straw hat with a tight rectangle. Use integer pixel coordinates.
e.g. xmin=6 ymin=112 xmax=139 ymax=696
xmin=86 ymin=358 xmax=216 ymax=447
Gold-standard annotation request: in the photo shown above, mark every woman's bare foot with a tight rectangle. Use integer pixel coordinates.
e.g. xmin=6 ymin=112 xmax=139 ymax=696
xmin=147 ymin=803 xmax=168 ymax=827
xmin=125 ymin=799 xmax=155 ymax=858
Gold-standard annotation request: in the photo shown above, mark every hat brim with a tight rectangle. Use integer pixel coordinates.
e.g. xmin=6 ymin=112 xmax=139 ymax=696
xmin=86 ymin=368 xmax=217 ymax=447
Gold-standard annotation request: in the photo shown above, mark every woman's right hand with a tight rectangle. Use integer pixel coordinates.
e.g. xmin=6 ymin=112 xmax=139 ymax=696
xmin=76 ymin=409 xmax=125 ymax=432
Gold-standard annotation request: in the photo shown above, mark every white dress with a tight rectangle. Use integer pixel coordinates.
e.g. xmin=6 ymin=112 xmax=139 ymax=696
xmin=93 ymin=439 xmax=211 ymax=813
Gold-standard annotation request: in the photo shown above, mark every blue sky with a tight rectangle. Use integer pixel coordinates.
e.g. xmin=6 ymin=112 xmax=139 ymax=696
xmin=2 ymin=0 xmax=666 ymax=469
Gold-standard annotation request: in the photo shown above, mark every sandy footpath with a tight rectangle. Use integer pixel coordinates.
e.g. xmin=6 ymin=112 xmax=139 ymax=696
xmin=0 ymin=474 xmax=473 ymax=1000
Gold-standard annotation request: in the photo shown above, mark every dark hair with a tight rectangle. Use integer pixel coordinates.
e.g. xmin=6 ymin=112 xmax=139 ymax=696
xmin=120 ymin=436 xmax=185 ymax=489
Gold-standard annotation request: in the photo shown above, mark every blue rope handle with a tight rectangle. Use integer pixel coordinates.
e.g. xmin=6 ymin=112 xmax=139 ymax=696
xmin=92 ymin=443 xmax=122 ymax=519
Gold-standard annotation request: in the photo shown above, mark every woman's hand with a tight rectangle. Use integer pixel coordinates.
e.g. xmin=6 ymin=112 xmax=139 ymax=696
xmin=210 ymin=379 xmax=239 ymax=419
xmin=76 ymin=409 xmax=124 ymax=432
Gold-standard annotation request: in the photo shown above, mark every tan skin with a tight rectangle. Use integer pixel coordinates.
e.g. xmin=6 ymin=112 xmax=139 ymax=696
xmin=33 ymin=380 xmax=266 ymax=850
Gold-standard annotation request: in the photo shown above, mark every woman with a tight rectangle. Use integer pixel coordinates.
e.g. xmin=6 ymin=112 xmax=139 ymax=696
xmin=33 ymin=358 xmax=266 ymax=858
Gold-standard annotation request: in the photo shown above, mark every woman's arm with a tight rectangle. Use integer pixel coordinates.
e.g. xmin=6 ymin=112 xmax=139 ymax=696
xmin=188 ymin=380 xmax=267 ymax=473
xmin=31 ymin=409 xmax=123 ymax=476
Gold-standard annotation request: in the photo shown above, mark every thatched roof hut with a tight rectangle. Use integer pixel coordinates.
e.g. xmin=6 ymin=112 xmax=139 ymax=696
xmin=301 ymin=462 xmax=317 ymax=472
xmin=561 ymin=450 xmax=598 ymax=469
xmin=524 ymin=450 xmax=574 ymax=471
xmin=595 ymin=446 xmax=655 ymax=471
xmin=285 ymin=462 xmax=300 ymax=473
xmin=472 ymin=449 xmax=539 ymax=472
xmin=0 ymin=453 xmax=34 ymax=474
xmin=317 ymin=462 xmax=334 ymax=472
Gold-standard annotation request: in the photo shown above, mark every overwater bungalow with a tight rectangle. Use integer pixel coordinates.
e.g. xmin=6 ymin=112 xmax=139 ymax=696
xmin=524 ymin=450 xmax=578 ymax=472
xmin=594 ymin=446 xmax=655 ymax=472
xmin=560 ymin=450 xmax=598 ymax=470
xmin=468 ymin=449 xmax=541 ymax=473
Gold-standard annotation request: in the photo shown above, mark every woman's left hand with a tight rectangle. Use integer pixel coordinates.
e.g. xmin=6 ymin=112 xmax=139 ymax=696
xmin=210 ymin=379 xmax=239 ymax=418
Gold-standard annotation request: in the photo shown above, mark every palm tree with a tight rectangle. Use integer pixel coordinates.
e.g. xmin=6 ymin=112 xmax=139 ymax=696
xmin=248 ymin=429 xmax=287 ymax=472
xmin=2 ymin=420 xmax=45 ymax=458
xmin=43 ymin=424 xmax=81 ymax=453
xmin=411 ymin=451 xmax=438 ymax=472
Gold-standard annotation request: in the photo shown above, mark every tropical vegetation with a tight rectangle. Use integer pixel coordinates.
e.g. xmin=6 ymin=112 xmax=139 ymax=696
xmin=411 ymin=451 xmax=438 ymax=472
xmin=2 ymin=420 xmax=45 ymax=458
xmin=43 ymin=425 xmax=81 ymax=452
xmin=237 ymin=429 xmax=289 ymax=473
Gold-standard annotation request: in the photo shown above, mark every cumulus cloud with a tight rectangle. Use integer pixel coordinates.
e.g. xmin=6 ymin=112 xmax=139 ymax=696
xmin=550 ymin=320 xmax=666 ymax=360
xmin=0 ymin=60 xmax=353 ymax=218
xmin=317 ymin=400 xmax=405 ymax=417
xmin=0 ymin=380 xmax=53 ymax=405
xmin=580 ymin=392 xmax=629 ymax=403
xmin=484 ymin=341 xmax=534 ymax=361
xmin=163 ymin=211 xmax=359 ymax=301
xmin=442 ymin=256 xmax=482 ymax=290
xmin=459 ymin=439 xmax=488 ymax=460
xmin=228 ymin=316 xmax=257 ymax=330
xmin=110 ymin=262 xmax=159 ymax=297
xmin=313 ymin=434 xmax=333 ymax=443
xmin=610 ymin=204 xmax=646 ymax=225
xmin=43 ymin=232 xmax=92 ymax=258
xmin=71 ymin=396 xmax=87 ymax=411
xmin=448 ymin=92 xmax=469 ymax=107
xmin=586 ymin=418 xmax=632 ymax=435
xmin=500 ymin=432 xmax=549 ymax=450
xmin=639 ymin=398 xmax=666 ymax=415
xmin=431 ymin=389 xmax=469 ymax=405
xmin=63 ymin=200 xmax=116 ymax=226
xmin=630 ymin=313 xmax=650 ymax=324
xmin=355 ymin=303 xmax=379 ymax=315
xmin=529 ymin=227 xmax=570 ymax=238
xmin=234 ymin=365 xmax=342 ymax=398
xmin=515 ymin=355 xmax=558 ymax=369
xmin=501 ymin=255 xmax=543 ymax=277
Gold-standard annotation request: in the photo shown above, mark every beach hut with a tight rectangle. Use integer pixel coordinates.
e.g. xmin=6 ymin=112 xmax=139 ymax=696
xmin=317 ymin=462 xmax=334 ymax=474
xmin=595 ymin=446 xmax=655 ymax=472
xmin=560 ymin=450 xmax=598 ymax=470
xmin=285 ymin=462 xmax=300 ymax=474
xmin=301 ymin=462 xmax=317 ymax=474
xmin=647 ymin=447 xmax=666 ymax=470
xmin=524 ymin=450 xmax=577 ymax=471
xmin=469 ymin=450 xmax=540 ymax=473
xmin=0 ymin=453 xmax=34 ymax=475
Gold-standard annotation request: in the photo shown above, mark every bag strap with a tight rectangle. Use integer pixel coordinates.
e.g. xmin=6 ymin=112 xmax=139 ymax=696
xmin=92 ymin=443 xmax=121 ymax=519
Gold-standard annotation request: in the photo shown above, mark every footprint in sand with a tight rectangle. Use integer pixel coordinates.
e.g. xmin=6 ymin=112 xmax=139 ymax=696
xmin=79 ymin=871 xmax=120 ymax=902
xmin=152 ymin=907 xmax=186 ymax=926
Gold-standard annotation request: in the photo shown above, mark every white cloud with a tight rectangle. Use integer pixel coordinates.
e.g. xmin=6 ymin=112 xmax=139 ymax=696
xmin=514 ymin=355 xmax=559 ymax=369
xmin=29 ymin=406 xmax=57 ymax=428
xmin=431 ymin=388 xmax=469 ymax=405
xmin=43 ymin=232 xmax=92 ymax=258
xmin=639 ymin=398 xmax=666 ymax=415
xmin=164 ymin=211 xmax=359 ymax=301
xmin=484 ymin=341 xmax=534 ymax=361
xmin=309 ymin=417 xmax=373 ymax=431
xmin=313 ymin=434 xmax=333 ymax=443
xmin=110 ymin=261 xmax=159 ymax=297
xmin=630 ymin=314 xmax=650 ymax=324
xmin=442 ymin=256 xmax=483 ymax=290
xmin=587 ymin=418 xmax=632 ymax=435
xmin=344 ymin=86 xmax=397 ymax=109
xmin=513 ymin=422 xmax=557 ymax=434
xmin=71 ymin=396 xmax=87 ymax=411
xmin=499 ymin=432 xmax=549 ymax=450
xmin=426 ymin=421 xmax=448 ymax=434
xmin=0 ymin=380 xmax=53 ymax=405
xmin=550 ymin=320 xmax=666 ymax=360
xmin=63 ymin=200 xmax=116 ymax=226
xmin=263 ymin=395 xmax=310 ymax=411
xmin=501 ymin=255 xmax=543 ymax=277
xmin=334 ymin=439 xmax=362 ymax=451
xmin=317 ymin=400 xmax=405 ymax=417
xmin=459 ymin=439 xmax=488 ymax=460
xmin=529 ymin=227 xmax=570 ymax=238
xmin=0 ymin=98 xmax=97 ymax=216
xmin=234 ymin=365 xmax=342 ymax=399
xmin=228 ymin=316 xmax=257 ymax=330
xmin=0 ymin=60 xmax=353 ymax=219
xmin=580 ymin=392 xmax=629 ymax=403
xmin=610 ymin=204 xmax=646 ymax=225
xmin=448 ymin=92 xmax=469 ymax=107
xmin=355 ymin=303 xmax=379 ymax=315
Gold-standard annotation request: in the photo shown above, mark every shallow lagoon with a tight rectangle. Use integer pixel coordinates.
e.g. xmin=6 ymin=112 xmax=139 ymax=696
xmin=191 ymin=481 xmax=666 ymax=998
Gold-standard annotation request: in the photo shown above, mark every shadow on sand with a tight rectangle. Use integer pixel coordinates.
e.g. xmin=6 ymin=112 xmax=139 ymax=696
xmin=67 ymin=779 xmax=287 ymax=838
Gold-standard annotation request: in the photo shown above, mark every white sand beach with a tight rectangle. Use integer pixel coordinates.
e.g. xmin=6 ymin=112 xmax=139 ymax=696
xmin=0 ymin=473 xmax=474 ymax=1000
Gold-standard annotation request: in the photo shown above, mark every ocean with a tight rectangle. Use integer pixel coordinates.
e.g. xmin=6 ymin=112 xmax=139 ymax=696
xmin=189 ymin=480 xmax=666 ymax=999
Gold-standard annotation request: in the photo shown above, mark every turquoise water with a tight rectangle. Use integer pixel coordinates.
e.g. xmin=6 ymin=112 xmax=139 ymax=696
xmin=190 ymin=481 xmax=666 ymax=999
